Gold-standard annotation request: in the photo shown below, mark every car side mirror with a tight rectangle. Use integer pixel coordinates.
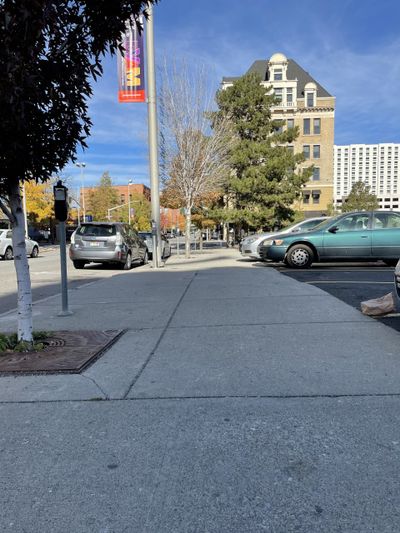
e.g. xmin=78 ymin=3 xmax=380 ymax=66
xmin=328 ymin=226 xmax=339 ymax=234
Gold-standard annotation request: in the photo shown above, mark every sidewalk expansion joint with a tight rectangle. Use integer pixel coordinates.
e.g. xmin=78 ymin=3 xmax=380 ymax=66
xmin=82 ymin=375 xmax=110 ymax=400
xmin=167 ymin=319 xmax=370 ymax=329
xmin=122 ymin=271 xmax=199 ymax=399
xmin=3 ymin=392 xmax=400 ymax=405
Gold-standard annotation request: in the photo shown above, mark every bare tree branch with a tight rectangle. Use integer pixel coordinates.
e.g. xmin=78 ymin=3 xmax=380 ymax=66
xmin=159 ymin=59 xmax=233 ymax=257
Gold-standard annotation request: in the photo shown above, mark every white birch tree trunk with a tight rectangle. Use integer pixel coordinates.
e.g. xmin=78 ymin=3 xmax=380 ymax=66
xmin=185 ymin=207 xmax=191 ymax=258
xmin=9 ymin=181 xmax=33 ymax=343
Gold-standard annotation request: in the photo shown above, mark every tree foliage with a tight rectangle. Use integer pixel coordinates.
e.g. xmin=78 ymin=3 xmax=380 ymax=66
xmin=116 ymin=192 xmax=152 ymax=230
xmin=0 ymin=0 xmax=156 ymax=199
xmin=88 ymin=172 xmax=119 ymax=221
xmin=25 ymin=181 xmax=54 ymax=225
xmin=212 ymin=73 xmax=312 ymax=229
xmin=341 ymin=181 xmax=379 ymax=212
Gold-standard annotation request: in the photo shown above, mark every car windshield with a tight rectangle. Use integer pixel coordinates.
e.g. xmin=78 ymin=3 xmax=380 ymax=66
xmin=77 ymin=224 xmax=116 ymax=237
xmin=307 ymin=214 xmax=343 ymax=232
xmin=139 ymin=232 xmax=152 ymax=239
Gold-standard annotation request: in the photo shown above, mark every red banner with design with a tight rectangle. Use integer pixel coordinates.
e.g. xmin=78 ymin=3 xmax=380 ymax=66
xmin=118 ymin=20 xmax=146 ymax=103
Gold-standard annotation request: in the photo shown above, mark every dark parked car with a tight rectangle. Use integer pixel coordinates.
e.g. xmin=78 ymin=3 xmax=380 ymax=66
xmin=69 ymin=222 xmax=148 ymax=269
xmin=260 ymin=211 xmax=400 ymax=268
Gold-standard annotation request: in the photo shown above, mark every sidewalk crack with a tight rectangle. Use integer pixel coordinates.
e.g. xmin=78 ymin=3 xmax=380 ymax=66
xmin=122 ymin=272 xmax=198 ymax=399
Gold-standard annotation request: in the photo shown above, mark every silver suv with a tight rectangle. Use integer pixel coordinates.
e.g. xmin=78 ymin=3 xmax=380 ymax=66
xmin=69 ymin=222 xmax=148 ymax=270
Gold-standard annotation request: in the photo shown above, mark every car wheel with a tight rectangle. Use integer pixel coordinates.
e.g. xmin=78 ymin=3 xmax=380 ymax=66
xmin=122 ymin=252 xmax=132 ymax=270
xmin=286 ymin=244 xmax=314 ymax=268
xmin=4 ymin=247 xmax=13 ymax=260
xmin=384 ymin=259 xmax=397 ymax=267
xmin=73 ymin=260 xmax=86 ymax=269
xmin=30 ymin=246 xmax=39 ymax=258
xmin=142 ymin=251 xmax=149 ymax=265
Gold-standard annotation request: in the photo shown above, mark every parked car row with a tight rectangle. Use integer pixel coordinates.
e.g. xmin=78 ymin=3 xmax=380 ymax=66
xmin=69 ymin=222 xmax=171 ymax=270
xmin=240 ymin=217 xmax=329 ymax=260
xmin=256 ymin=211 xmax=400 ymax=268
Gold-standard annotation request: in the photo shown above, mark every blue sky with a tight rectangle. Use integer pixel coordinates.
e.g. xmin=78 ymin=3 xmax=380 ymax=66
xmin=63 ymin=0 xmax=400 ymax=190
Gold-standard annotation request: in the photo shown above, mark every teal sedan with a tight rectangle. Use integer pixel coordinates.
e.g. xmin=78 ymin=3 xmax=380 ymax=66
xmin=260 ymin=211 xmax=400 ymax=268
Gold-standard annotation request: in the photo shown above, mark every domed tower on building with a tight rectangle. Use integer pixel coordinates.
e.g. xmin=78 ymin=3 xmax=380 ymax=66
xmin=222 ymin=52 xmax=335 ymax=216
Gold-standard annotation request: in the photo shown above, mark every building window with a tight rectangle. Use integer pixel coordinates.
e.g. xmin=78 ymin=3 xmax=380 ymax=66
xmin=274 ymin=69 xmax=283 ymax=81
xmin=286 ymin=88 xmax=293 ymax=104
xmin=303 ymin=118 xmax=310 ymax=135
xmin=303 ymin=145 xmax=310 ymax=159
xmin=312 ymin=190 xmax=320 ymax=204
xmin=313 ymin=145 xmax=320 ymax=159
xmin=287 ymin=119 xmax=294 ymax=129
xmin=312 ymin=167 xmax=320 ymax=181
xmin=313 ymin=118 xmax=321 ymax=134
xmin=274 ymin=88 xmax=283 ymax=102
xmin=286 ymin=145 xmax=294 ymax=154
xmin=306 ymin=92 xmax=315 ymax=107
xmin=303 ymin=191 xmax=310 ymax=204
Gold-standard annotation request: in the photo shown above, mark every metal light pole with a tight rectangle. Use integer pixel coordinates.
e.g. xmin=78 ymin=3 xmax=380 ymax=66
xmin=76 ymin=162 xmax=86 ymax=222
xmin=128 ymin=179 xmax=133 ymax=225
xmin=146 ymin=5 xmax=161 ymax=268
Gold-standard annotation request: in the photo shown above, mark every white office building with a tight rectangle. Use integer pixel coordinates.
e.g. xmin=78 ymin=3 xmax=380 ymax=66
xmin=334 ymin=143 xmax=400 ymax=210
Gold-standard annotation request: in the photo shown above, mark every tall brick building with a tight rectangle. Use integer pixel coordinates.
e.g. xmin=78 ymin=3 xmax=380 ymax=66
xmin=222 ymin=52 xmax=335 ymax=216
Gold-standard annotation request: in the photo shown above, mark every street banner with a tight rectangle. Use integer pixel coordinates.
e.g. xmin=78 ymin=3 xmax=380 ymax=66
xmin=118 ymin=19 xmax=146 ymax=103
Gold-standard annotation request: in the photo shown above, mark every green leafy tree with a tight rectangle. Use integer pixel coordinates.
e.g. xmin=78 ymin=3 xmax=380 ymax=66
xmin=342 ymin=181 xmax=379 ymax=212
xmin=117 ymin=192 xmax=152 ymax=230
xmin=212 ymin=73 xmax=312 ymax=230
xmin=88 ymin=172 xmax=119 ymax=221
xmin=0 ymin=0 xmax=156 ymax=343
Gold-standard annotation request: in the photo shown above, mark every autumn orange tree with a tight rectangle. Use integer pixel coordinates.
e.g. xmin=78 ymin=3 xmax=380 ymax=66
xmin=24 ymin=182 xmax=54 ymax=226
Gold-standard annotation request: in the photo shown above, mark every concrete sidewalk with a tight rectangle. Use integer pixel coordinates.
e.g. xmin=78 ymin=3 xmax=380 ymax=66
xmin=1 ymin=249 xmax=400 ymax=532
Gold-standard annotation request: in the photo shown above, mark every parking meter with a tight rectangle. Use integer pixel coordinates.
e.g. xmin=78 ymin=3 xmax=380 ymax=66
xmin=53 ymin=180 xmax=68 ymax=222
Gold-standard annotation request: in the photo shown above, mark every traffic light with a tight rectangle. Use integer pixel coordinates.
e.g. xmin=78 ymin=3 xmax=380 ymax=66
xmin=53 ymin=180 xmax=69 ymax=222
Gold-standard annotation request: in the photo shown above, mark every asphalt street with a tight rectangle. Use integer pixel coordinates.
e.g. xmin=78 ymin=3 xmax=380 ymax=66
xmin=0 ymin=248 xmax=147 ymax=315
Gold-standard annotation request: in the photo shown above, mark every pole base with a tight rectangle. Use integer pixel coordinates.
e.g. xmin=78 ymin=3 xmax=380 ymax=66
xmin=57 ymin=310 xmax=73 ymax=317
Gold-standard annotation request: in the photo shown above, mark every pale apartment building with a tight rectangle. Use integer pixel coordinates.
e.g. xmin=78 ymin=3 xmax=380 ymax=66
xmin=334 ymin=144 xmax=400 ymax=210
xmin=222 ymin=52 xmax=335 ymax=216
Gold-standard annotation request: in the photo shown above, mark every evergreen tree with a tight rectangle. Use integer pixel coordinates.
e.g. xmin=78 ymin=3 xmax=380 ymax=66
xmin=212 ymin=73 xmax=312 ymax=229
xmin=88 ymin=172 xmax=119 ymax=221
xmin=342 ymin=181 xmax=379 ymax=212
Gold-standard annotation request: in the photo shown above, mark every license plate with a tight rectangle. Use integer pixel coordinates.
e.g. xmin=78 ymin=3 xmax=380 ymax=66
xmin=89 ymin=242 xmax=101 ymax=247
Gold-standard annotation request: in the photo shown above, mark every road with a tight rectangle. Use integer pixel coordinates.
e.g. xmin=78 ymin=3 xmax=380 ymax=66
xmin=0 ymin=247 xmax=147 ymax=315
